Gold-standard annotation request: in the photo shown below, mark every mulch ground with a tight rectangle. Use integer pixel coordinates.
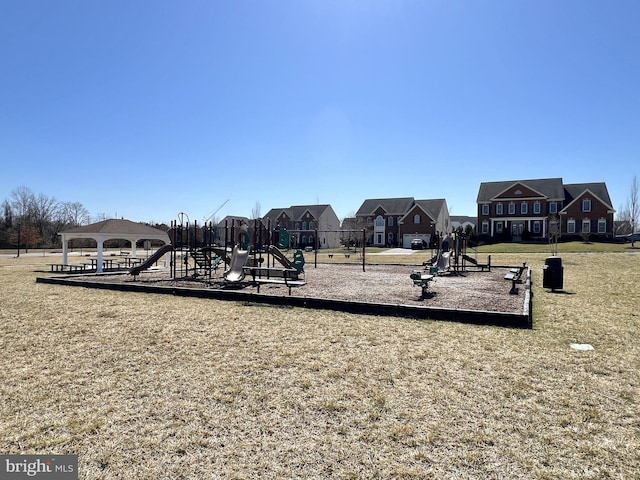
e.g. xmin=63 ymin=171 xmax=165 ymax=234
xmin=75 ymin=262 xmax=527 ymax=314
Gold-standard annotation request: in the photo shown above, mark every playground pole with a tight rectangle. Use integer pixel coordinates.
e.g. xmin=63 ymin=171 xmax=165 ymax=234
xmin=314 ymin=228 xmax=318 ymax=268
xmin=224 ymin=219 xmax=229 ymax=270
xmin=362 ymin=228 xmax=366 ymax=272
xmin=170 ymin=220 xmax=175 ymax=279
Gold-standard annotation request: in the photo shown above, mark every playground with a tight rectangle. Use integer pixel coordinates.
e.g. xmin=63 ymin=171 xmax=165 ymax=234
xmin=32 ymin=215 xmax=533 ymax=326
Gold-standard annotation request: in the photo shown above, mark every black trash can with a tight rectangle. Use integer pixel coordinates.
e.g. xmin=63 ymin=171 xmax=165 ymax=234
xmin=543 ymin=256 xmax=563 ymax=290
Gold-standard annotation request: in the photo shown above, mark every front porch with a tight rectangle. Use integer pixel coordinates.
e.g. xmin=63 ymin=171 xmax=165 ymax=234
xmin=489 ymin=217 xmax=547 ymax=241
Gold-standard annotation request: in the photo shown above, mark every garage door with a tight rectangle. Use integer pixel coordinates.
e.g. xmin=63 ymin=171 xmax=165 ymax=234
xmin=403 ymin=234 xmax=430 ymax=249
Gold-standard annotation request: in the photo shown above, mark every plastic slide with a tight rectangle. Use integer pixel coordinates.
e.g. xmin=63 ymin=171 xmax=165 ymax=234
xmin=129 ymin=244 xmax=174 ymax=276
xmin=268 ymin=245 xmax=305 ymax=273
xmin=437 ymin=251 xmax=451 ymax=272
xmin=268 ymin=245 xmax=293 ymax=268
xmin=223 ymin=245 xmax=251 ymax=282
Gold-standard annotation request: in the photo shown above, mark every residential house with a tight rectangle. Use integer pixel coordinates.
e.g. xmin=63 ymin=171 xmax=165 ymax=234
xmin=451 ymin=216 xmax=476 ymax=232
xmin=476 ymin=178 xmax=615 ymax=242
xmin=355 ymin=197 xmax=450 ymax=248
xmin=263 ymin=204 xmax=341 ymax=249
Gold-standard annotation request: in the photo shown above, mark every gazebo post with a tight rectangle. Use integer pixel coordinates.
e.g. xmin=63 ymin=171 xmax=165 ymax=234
xmin=131 ymin=239 xmax=138 ymax=257
xmin=97 ymin=236 xmax=105 ymax=273
xmin=62 ymin=234 xmax=69 ymax=265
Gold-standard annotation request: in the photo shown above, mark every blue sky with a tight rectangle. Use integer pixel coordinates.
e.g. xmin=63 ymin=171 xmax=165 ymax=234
xmin=1 ymin=0 xmax=638 ymax=225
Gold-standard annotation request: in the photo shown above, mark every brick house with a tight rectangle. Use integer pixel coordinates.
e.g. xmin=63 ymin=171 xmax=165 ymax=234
xmin=355 ymin=197 xmax=450 ymax=248
xmin=476 ymin=178 xmax=615 ymax=242
xmin=263 ymin=204 xmax=341 ymax=249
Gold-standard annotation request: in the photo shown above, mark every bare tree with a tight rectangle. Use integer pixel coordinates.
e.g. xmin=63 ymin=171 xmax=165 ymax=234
xmin=629 ymin=175 xmax=639 ymax=247
xmin=93 ymin=212 xmax=108 ymax=223
xmin=251 ymin=201 xmax=262 ymax=220
xmin=32 ymin=192 xmax=59 ymax=245
xmin=61 ymin=201 xmax=91 ymax=226
xmin=10 ymin=186 xmax=35 ymax=223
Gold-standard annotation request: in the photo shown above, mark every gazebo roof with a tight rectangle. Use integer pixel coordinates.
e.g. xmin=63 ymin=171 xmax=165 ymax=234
xmin=60 ymin=219 xmax=170 ymax=242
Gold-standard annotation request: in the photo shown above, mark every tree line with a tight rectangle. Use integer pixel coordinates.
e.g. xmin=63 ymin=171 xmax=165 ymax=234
xmin=0 ymin=186 xmax=94 ymax=251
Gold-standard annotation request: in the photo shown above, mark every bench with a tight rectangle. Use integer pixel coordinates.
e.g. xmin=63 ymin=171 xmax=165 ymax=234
xmin=504 ymin=263 xmax=527 ymax=294
xmin=242 ymin=267 xmax=305 ymax=295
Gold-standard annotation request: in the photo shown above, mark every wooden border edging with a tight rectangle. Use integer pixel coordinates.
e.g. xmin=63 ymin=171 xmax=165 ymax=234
xmin=36 ymin=272 xmax=533 ymax=329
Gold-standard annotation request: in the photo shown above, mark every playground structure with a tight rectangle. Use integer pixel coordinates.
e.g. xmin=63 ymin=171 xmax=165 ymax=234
xmin=421 ymin=231 xmax=492 ymax=275
xmin=410 ymin=230 xmax=525 ymax=298
xmin=130 ymin=215 xmax=309 ymax=293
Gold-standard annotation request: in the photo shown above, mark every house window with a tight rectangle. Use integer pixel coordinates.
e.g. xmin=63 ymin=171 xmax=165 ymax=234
xmin=549 ymin=202 xmax=558 ymax=214
xmin=295 ymin=222 xmax=300 ymax=230
xmin=388 ymin=233 xmax=394 ymax=244
xmin=387 ymin=216 xmax=394 ymax=227
xmin=521 ymin=203 xmax=528 ymax=215
xmin=309 ymin=235 xmax=315 ymax=246
xmin=482 ymin=204 xmax=489 ymax=215
xmin=582 ymin=199 xmax=591 ymax=212
xmin=302 ymin=221 xmax=308 ymax=230
xmin=508 ymin=203 xmax=515 ymax=215
xmin=482 ymin=221 xmax=489 ymax=234
xmin=533 ymin=221 xmax=541 ymax=234
xmin=375 ymin=215 xmax=384 ymax=227
xmin=533 ymin=202 xmax=541 ymax=214
xmin=598 ymin=219 xmax=607 ymax=233
xmin=496 ymin=204 xmax=503 ymax=215
xmin=367 ymin=217 xmax=372 ymax=225
xmin=567 ymin=219 xmax=576 ymax=234
xmin=582 ymin=219 xmax=591 ymax=233
xmin=496 ymin=222 xmax=503 ymax=233
xmin=413 ymin=214 xmax=421 ymax=224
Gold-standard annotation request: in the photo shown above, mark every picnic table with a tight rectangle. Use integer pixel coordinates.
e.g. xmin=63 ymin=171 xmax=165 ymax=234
xmin=49 ymin=263 xmax=87 ymax=273
xmin=119 ymin=257 xmax=144 ymax=268
xmin=88 ymin=258 xmax=118 ymax=270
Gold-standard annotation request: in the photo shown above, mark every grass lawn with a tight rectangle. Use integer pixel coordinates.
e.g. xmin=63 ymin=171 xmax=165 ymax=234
xmin=0 ymin=248 xmax=638 ymax=479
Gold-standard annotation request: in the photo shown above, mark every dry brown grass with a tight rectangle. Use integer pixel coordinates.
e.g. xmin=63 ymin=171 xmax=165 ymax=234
xmin=1 ymin=252 xmax=639 ymax=479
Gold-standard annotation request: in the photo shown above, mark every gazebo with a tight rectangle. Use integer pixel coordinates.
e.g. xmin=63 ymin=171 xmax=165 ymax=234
xmin=58 ymin=219 xmax=171 ymax=272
